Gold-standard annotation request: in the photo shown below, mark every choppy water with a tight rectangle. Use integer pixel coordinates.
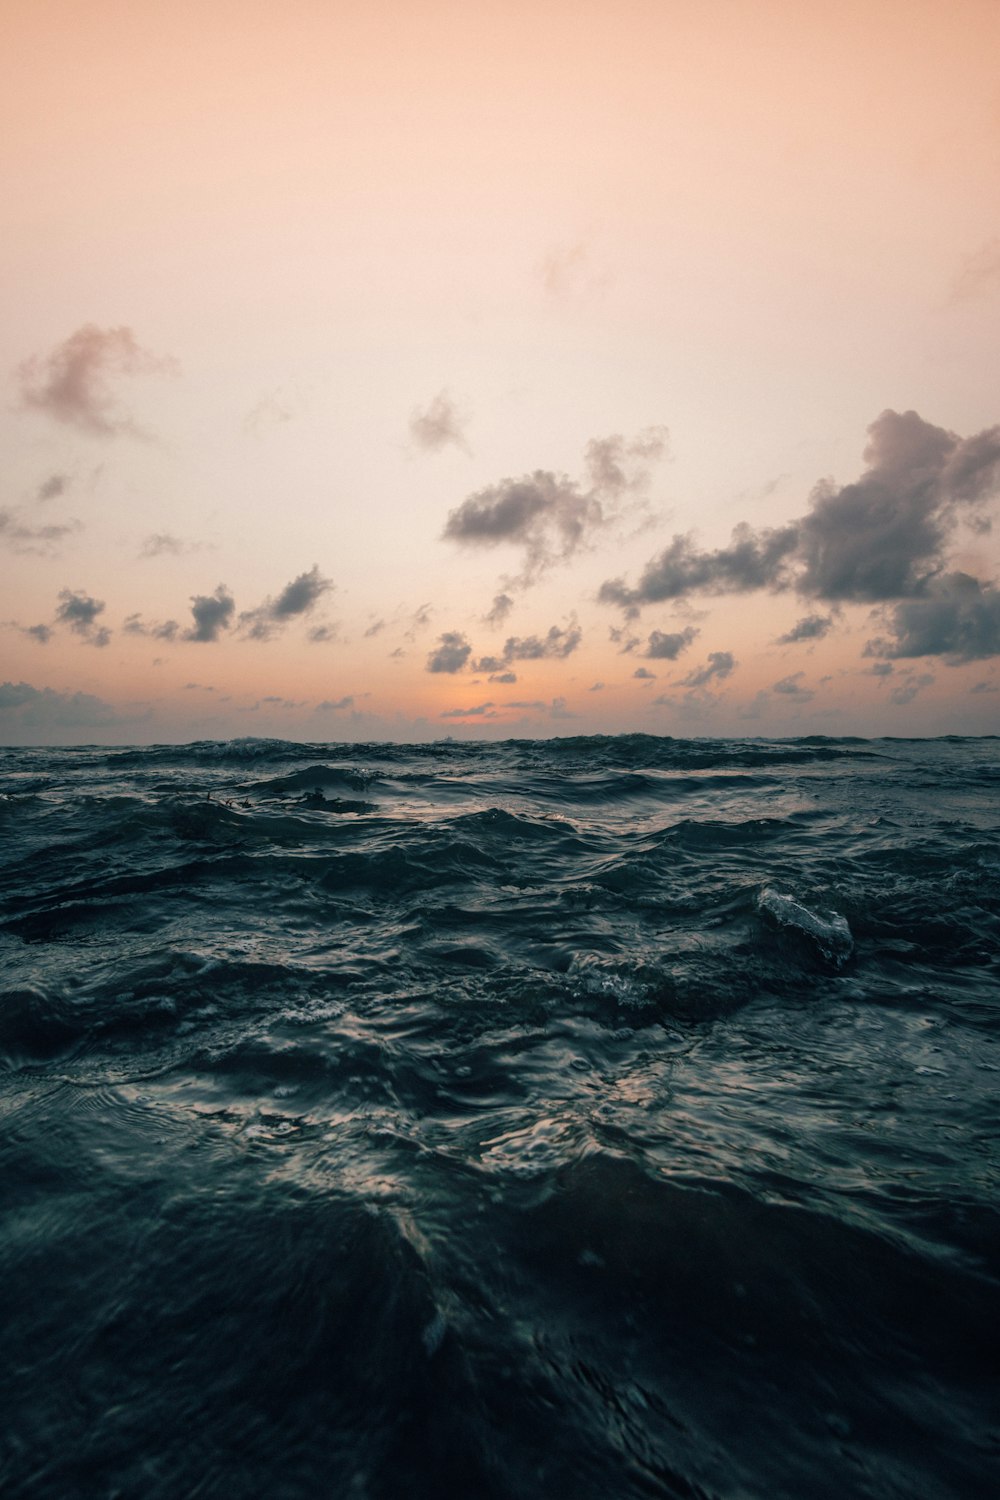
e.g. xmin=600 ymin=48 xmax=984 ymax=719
xmin=1 ymin=734 xmax=998 ymax=1499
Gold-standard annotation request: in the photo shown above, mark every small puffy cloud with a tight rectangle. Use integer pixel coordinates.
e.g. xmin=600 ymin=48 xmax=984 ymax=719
xmin=777 ymin=613 xmax=833 ymax=644
xmin=680 ymin=651 xmax=736 ymax=688
xmin=867 ymin=661 xmax=895 ymax=678
xmin=37 ymin=474 xmax=69 ymax=502
xmin=316 ymin=695 xmax=354 ymax=711
xmin=409 ymin=390 xmax=470 ymax=453
xmin=140 ymin=533 xmax=187 ymax=558
xmin=443 ymin=429 xmax=668 ymax=587
xmin=600 ymin=410 xmax=1000 ymax=611
xmin=772 ymin=672 xmax=814 ymax=703
xmin=971 ymin=679 xmax=997 ymax=694
xmin=646 ymin=626 xmax=698 ymax=659
xmin=185 ymin=585 xmax=235 ymax=643
xmin=123 ymin=612 xmax=179 ymax=641
xmin=633 ymin=666 xmax=655 ymax=680
xmin=486 ymin=592 xmax=514 ymax=627
xmin=889 ymin=671 xmax=935 ymax=706
xmin=589 ymin=681 xmax=605 ymax=691
xmin=55 ymin=588 xmax=105 ymax=639
xmin=16 ymin=324 xmax=178 ymax=437
xmin=0 ymin=508 xmax=80 ymax=554
xmin=427 ymin=631 xmax=472 ymax=673
xmin=239 ymin=566 xmax=333 ymax=640
xmin=864 ymin=573 xmax=1000 ymax=662
xmin=364 ymin=618 xmax=386 ymax=638
xmin=23 ymin=624 xmax=53 ymax=644
xmin=489 ymin=671 xmax=517 ymax=684
xmin=308 ymin=623 xmax=340 ymax=644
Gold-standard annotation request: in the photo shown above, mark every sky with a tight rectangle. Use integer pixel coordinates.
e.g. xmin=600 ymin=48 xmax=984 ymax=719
xmin=2 ymin=0 xmax=999 ymax=744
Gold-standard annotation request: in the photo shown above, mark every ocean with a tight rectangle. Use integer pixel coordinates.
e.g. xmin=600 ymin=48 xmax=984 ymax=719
xmin=1 ymin=734 xmax=998 ymax=1499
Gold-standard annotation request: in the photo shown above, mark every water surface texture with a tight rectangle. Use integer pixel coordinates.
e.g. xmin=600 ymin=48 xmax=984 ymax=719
xmin=2 ymin=735 xmax=998 ymax=1498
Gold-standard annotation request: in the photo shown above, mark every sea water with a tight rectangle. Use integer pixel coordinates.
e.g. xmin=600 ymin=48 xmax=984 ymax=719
xmin=1 ymin=735 xmax=998 ymax=1498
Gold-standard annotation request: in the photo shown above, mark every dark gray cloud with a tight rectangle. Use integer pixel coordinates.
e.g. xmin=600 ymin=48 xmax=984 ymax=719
xmin=473 ymin=622 xmax=582 ymax=674
xmin=679 ymin=651 xmax=736 ymax=688
xmin=239 ymin=566 xmax=333 ymax=640
xmin=443 ymin=429 xmax=668 ymax=587
xmin=23 ymin=624 xmax=53 ymax=644
xmin=634 ymin=666 xmax=655 ymax=680
xmin=123 ymin=612 xmax=179 ymax=641
xmin=185 ymin=585 xmax=235 ymax=643
xmin=316 ymin=695 xmax=354 ymax=711
xmin=489 ymin=671 xmax=517 ymax=684
xmin=772 ymin=672 xmax=814 ymax=703
xmin=37 ymin=474 xmax=69 ymax=502
xmin=864 ymin=573 xmax=1000 ymax=663
xmin=409 ymin=390 xmax=470 ymax=453
xmin=599 ymin=523 xmax=799 ymax=608
xmin=600 ymin=410 xmax=1000 ymax=614
xmin=55 ymin=588 xmax=106 ymax=639
xmin=0 ymin=680 xmax=128 ymax=733
xmin=646 ymin=625 xmax=698 ymax=659
xmin=0 ymin=508 xmax=79 ymax=554
xmin=971 ymin=679 xmax=997 ymax=694
xmin=427 ymin=631 xmax=472 ymax=674
xmin=776 ymin=613 xmax=833 ymax=644
xmin=16 ymin=324 xmax=178 ymax=436
xmin=867 ymin=661 xmax=895 ymax=677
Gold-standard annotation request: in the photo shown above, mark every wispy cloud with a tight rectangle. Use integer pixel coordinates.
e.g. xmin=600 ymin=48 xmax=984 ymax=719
xmin=123 ymin=612 xmax=179 ymax=641
xmin=443 ymin=428 xmax=668 ymax=588
xmin=409 ymin=390 xmax=471 ymax=453
xmin=16 ymin=325 xmax=179 ymax=437
xmin=951 ymin=237 xmax=1000 ymax=302
xmin=679 ymin=651 xmax=737 ymax=688
xmin=0 ymin=508 xmax=79 ymax=555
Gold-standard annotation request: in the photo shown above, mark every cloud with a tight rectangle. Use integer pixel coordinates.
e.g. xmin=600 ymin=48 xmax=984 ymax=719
xmin=772 ymin=672 xmax=814 ymax=703
xmin=427 ymin=631 xmax=472 ymax=673
xmin=440 ymin=702 xmax=497 ymax=718
xmin=971 ymin=679 xmax=997 ymax=694
xmin=443 ymin=428 xmax=668 ymax=587
xmin=486 ymin=592 xmax=514 ymax=627
xmin=889 ymin=671 xmax=935 ymax=706
xmin=316 ymin=695 xmax=354 ymax=711
xmin=0 ymin=680 xmax=126 ymax=733
xmin=867 ymin=661 xmax=895 ymax=678
xmin=600 ymin=410 xmax=1000 ymax=611
xmin=679 ymin=651 xmax=736 ymax=688
xmin=238 ymin=566 xmax=333 ymax=641
xmin=55 ymin=588 xmax=106 ymax=641
xmin=951 ymin=237 xmax=1000 ymax=302
xmin=864 ymin=572 xmax=1000 ymax=662
xmin=633 ymin=666 xmax=655 ymax=680
xmin=489 ymin=671 xmax=517 ymax=684
xmin=37 ymin=474 xmax=69 ymax=502
xmin=16 ymin=324 xmax=178 ymax=437
xmin=185 ymin=585 xmax=235 ymax=643
xmin=0 ymin=508 xmax=80 ymax=554
xmin=777 ymin=613 xmax=833 ymax=644
xmin=599 ymin=523 xmax=799 ymax=608
xmin=589 ymin=681 xmax=605 ymax=691
xmin=473 ymin=621 xmax=582 ymax=674
xmin=364 ymin=619 xmax=386 ymax=638
xmin=409 ymin=390 xmax=470 ymax=453
xmin=23 ymin=624 xmax=53 ymax=644
xmin=123 ymin=612 xmax=179 ymax=641
xmin=539 ymin=238 xmax=611 ymax=299
xmin=308 ymin=623 xmax=341 ymax=644
xmin=140 ymin=533 xmax=187 ymax=558
xmin=646 ymin=626 xmax=698 ymax=659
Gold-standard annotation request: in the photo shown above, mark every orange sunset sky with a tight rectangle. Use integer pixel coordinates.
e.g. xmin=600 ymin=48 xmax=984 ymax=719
xmin=2 ymin=0 xmax=999 ymax=743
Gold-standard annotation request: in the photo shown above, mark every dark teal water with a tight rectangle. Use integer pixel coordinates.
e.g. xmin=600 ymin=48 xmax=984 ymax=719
xmin=1 ymin=735 xmax=998 ymax=1498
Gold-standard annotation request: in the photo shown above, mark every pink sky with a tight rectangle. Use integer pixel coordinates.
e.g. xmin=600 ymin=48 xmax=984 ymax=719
xmin=2 ymin=0 xmax=999 ymax=742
